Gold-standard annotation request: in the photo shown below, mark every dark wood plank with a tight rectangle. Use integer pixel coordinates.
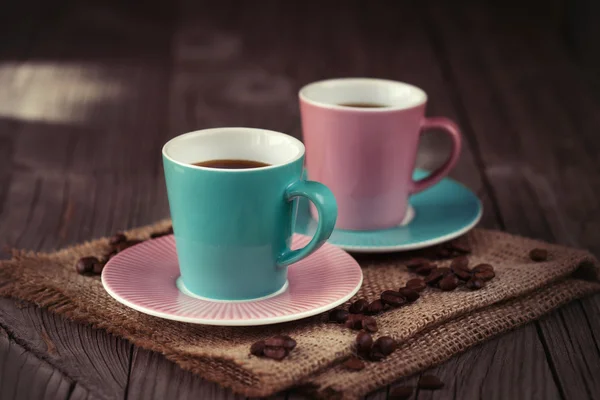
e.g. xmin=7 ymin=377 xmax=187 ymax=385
xmin=415 ymin=324 xmax=561 ymax=400
xmin=0 ymin=298 xmax=131 ymax=400
xmin=0 ymin=325 xmax=72 ymax=400
xmin=126 ymin=348 xmax=245 ymax=400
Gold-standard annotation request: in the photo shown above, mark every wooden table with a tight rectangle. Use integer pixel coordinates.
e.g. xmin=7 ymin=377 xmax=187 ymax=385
xmin=1 ymin=1 xmax=599 ymax=399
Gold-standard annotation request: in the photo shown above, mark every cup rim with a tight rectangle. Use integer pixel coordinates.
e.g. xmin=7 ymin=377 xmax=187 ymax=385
xmin=162 ymin=127 xmax=305 ymax=172
xmin=298 ymin=77 xmax=428 ymax=112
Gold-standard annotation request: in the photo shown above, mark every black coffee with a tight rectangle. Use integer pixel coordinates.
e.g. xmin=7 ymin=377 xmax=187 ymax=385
xmin=193 ymin=159 xmax=270 ymax=169
xmin=338 ymin=102 xmax=388 ymax=108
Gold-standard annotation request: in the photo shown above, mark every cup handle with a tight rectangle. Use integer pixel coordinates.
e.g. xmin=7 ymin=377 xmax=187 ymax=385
xmin=277 ymin=180 xmax=338 ymax=267
xmin=410 ymin=117 xmax=462 ymax=194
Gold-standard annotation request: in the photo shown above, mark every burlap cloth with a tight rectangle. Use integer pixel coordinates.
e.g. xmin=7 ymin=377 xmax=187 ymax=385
xmin=0 ymin=219 xmax=599 ymax=399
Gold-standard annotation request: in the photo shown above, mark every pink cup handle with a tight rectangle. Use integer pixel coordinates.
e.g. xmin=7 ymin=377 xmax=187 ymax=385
xmin=410 ymin=117 xmax=462 ymax=194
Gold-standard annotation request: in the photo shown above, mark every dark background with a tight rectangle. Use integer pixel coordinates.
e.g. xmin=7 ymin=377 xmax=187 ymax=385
xmin=0 ymin=0 xmax=599 ymax=399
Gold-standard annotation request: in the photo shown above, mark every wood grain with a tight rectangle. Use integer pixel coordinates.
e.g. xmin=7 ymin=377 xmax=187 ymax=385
xmin=0 ymin=325 xmax=72 ymax=400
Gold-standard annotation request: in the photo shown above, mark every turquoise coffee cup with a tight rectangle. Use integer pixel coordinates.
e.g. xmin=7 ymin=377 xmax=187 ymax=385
xmin=162 ymin=127 xmax=338 ymax=301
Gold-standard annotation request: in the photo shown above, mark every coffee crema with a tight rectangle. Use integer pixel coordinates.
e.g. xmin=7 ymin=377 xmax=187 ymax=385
xmin=338 ymin=102 xmax=388 ymax=108
xmin=193 ymin=159 xmax=271 ymax=169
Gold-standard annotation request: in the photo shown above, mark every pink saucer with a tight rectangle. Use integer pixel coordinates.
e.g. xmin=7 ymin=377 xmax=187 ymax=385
xmin=101 ymin=234 xmax=363 ymax=326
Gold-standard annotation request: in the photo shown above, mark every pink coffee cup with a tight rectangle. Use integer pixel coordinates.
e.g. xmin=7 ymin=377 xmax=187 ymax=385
xmin=299 ymin=78 xmax=462 ymax=231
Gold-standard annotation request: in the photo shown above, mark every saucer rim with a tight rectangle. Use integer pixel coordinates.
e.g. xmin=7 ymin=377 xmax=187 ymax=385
xmin=101 ymin=236 xmax=363 ymax=326
xmin=335 ymin=202 xmax=482 ymax=253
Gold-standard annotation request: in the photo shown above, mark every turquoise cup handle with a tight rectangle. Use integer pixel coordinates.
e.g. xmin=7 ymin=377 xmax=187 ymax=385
xmin=277 ymin=180 xmax=337 ymax=267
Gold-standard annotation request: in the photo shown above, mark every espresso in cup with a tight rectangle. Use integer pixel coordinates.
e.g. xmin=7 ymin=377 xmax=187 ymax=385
xmin=193 ymin=159 xmax=271 ymax=169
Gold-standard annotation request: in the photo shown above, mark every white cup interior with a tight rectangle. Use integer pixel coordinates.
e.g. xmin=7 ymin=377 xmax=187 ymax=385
xmin=299 ymin=78 xmax=427 ymax=110
xmin=162 ymin=127 xmax=304 ymax=169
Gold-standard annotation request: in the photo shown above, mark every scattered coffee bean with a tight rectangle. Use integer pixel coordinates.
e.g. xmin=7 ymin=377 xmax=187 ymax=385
xmin=451 ymin=256 xmax=469 ymax=270
xmin=437 ymin=267 xmax=452 ymax=275
xmin=452 ymin=265 xmax=472 ymax=281
xmin=281 ymin=335 xmax=297 ymax=351
xmin=329 ymin=309 xmax=349 ymax=323
xmin=342 ymin=356 xmax=365 ymax=371
xmin=92 ymin=262 xmax=105 ymax=275
xmin=374 ymin=336 xmax=396 ymax=356
xmin=263 ymin=346 xmax=287 ymax=361
xmin=102 ymin=249 xmax=117 ymax=263
xmin=405 ymin=258 xmax=430 ymax=270
xmin=115 ymin=239 xmax=142 ymax=252
xmin=389 ymin=386 xmax=413 ymax=400
xmin=265 ymin=335 xmax=287 ymax=348
xmin=381 ymin=290 xmax=407 ymax=307
xmin=424 ymin=269 xmax=445 ymax=286
xmin=397 ymin=287 xmax=420 ymax=302
xmin=345 ymin=314 xmax=364 ymax=330
xmin=436 ymin=247 xmax=452 ymax=258
xmin=449 ymin=241 xmax=471 ymax=254
xmin=349 ymin=298 xmax=369 ymax=314
xmin=108 ymin=233 xmax=127 ymax=246
xmin=369 ymin=349 xmax=386 ymax=361
xmin=418 ymin=374 xmax=444 ymax=390
xmin=362 ymin=316 xmax=378 ymax=333
xmin=405 ymin=278 xmax=426 ymax=292
xmin=365 ymin=300 xmax=384 ymax=315
xmin=416 ymin=263 xmax=437 ymax=276
xmin=356 ymin=331 xmax=373 ymax=354
xmin=466 ymin=278 xmax=485 ymax=290
xmin=473 ymin=270 xmax=495 ymax=281
xmin=529 ymin=248 xmax=548 ymax=262
xmin=472 ymin=263 xmax=494 ymax=273
xmin=250 ymin=340 xmax=265 ymax=356
xmin=75 ymin=257 xmax=99 ymax=275
xmin=439 ymin=274 xmax=459 ymax=291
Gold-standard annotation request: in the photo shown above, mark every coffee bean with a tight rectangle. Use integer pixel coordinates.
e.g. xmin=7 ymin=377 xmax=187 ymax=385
xmin=342 ymin=356 xmax=365 ymax=371
xmin=365 ymin=300 xmax=384 ymax=315
xmin=92 ymin=262 xmax=105 ymax=275
xmin=389 ymin=386 xmax=413 ymax=400
xmin=473 ymin=270 xmax=495 ymax=281
xmin=108 ymin=233 xmax=127 ymax=246
xmin=436 ymin=247 xmax=452 ymax=258
xmin=451 ymin=265 xmax=472 ymax=281
xmin=75 ymin=257 xmax=99 ymax=275
xmin=329 ymin=309 xmax=349 ymax=323
xmin=416 ymin=263 xmax=437 ymax=276
xmin=102 ymin=249 xmax=118 ymax=263
xmin=437 ymin=267 xmax=452 ymax=275
xmin=344 ymin=314 xmax=364 ymax=330
xmin=349 ymin=298 xmax=369 ymax=314
xmin=449 ymin=241 xmax=471 ymax=254
xmin=281 ymin=335 xmax=297 ymax=351
xmin=466 ymin=278 xmax=485 ymax=290
xmin=356 ymin=331 xmax=373 ymax=353
xmin=250 ymin=340 xmax=265 ymax=356
xmin=529 ymin=248 xmax=548 ymax=262
xmin=405 ymin=258 xmax=430 ymax=270
xmin=368 ymin=349 xmax=386 ymax=361
xmin=264 ymin=336 xmax=286 ymax=347
xmin=374 ymin=336 xmax=396 ymax=356
xmin=472 ymin=263 xmax=494 ymax=273
xmin=418 ymin=374 xmax=444 ymax=390
xmin=451 ymin=256 xmax=469 ymax=270
xmin=424 ymin=269 xmax=445 ymax=286
xmin=439 ymin=274 xmax=459 ymax=291
xmin=362 ymin=316 xmax=378 ymax=333
xmin=405 ymin=278 xmax=426 ymax=292
xmin=263 ymin=346 xmax=287 ymax=361
xmin=397 ymin=288 xmax=420 ymax=302
xmin=115 ymin=239 xmax=143 ymax=252
xmin=381 ymin=290 xmax=406 ymax=307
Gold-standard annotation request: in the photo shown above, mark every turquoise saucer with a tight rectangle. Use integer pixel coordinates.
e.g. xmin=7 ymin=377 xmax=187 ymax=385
xmin=295 ymin=169 xmax=482 ymax=253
